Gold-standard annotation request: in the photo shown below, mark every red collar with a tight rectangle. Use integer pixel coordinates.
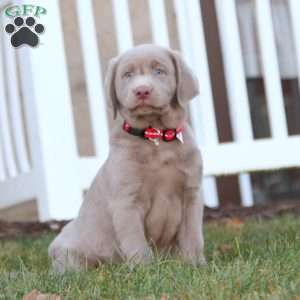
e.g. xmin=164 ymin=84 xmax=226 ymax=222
xmin=123 ymin=121 xmax=183 ymax=145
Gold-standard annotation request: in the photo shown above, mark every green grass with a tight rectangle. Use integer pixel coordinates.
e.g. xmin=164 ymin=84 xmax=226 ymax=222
xmin=0 ymin=216 xmax=300 ymax=300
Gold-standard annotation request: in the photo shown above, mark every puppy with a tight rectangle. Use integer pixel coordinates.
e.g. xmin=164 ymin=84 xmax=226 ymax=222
xmin=48 ymin=44 xmax=206 ymax=272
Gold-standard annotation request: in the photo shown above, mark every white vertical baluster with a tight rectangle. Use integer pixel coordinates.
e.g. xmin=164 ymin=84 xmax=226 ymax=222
xmin=215 ymin=0 xmax=254 ymax=206
xmin=3 ymin=34 xmax=30 ymax=173
xmin=112 ymin=0 xmax=133 ymax=52
xmin=174 ymin=0 xmax=219 ymax=207
xmin=75 ymin=0 xmax=109 ymax=163
xmin=254 ymin=0 xmax=288 ymax=138
xmin=148 ymin=0 xmax=170 ymax=47
xmin=0 ymin=10 xmax=7 ymax=181
xmin=215 ymin=0 xmax=253 ymax=141
xmin=0 ymin=141 xmax=5 ymax=180
xmin=0 ymin=20 xmax=6 ymax=181
xmin=17 ymin=0 xmax=81 ymax=220
xmin=288 ymin=0 xmax=300 ymax=91
xmin=185 ymin=0 xmax=219 ymax=147
xmin=186 ymin=0 xmax=220 ymax=207
xmin=0 ymin=28 xmax=17 ymax=178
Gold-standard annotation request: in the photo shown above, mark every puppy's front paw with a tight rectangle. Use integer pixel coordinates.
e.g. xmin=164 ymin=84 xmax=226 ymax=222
xmin=184 ymin=254 xmax=207 ymax=267
xmin=179 ymin=249 xmax=206 ymax=267
xmin=128 ymin=246 xmax=153 ymax=265
xmin=194 ymin=254 xmax=207 ymax=266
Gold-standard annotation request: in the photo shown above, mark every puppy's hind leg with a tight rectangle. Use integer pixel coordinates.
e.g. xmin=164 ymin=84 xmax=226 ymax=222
xmin=48 ymin=221 xmax=99 ymax=273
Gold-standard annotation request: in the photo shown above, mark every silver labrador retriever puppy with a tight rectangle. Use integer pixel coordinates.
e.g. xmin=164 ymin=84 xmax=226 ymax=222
xmin=48 ymin=44 xmax=206 ymax=272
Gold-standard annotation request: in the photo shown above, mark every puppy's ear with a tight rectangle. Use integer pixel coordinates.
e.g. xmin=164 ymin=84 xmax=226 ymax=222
xmin=170 ymin=50 xmax=199 ymax=106
xmin=105 ymin=56 xmax=120 ymax=119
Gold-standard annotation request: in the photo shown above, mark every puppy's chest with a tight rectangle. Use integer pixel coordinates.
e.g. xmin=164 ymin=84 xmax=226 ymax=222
xmin=137 ymin=145 xmax=185 ymax=247
xmin=136 ymin=143 xmax=185 ymax=172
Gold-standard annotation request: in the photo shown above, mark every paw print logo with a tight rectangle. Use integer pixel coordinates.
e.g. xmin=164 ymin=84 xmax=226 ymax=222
xmin=5 ymin=16 xmax=45 ymax=48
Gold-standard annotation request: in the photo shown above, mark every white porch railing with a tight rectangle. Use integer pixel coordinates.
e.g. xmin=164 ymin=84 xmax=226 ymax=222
xmin=0 ymin=0 xmax=300 ymax=221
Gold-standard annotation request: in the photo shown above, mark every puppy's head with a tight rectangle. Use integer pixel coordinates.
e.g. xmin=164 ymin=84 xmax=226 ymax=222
xmin=105 ymin=44 xmax=199 ymax=120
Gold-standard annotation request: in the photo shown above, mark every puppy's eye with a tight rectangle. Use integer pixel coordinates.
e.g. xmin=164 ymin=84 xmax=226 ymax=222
xmin=123 ymin=71 xmax=133 ymax=79
xmin=153 ymin=68 xmax=165 ymax=75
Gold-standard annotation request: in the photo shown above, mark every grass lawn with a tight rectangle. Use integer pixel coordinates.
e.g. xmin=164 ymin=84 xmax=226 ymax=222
xmin=0 ymin=215 xmax=299 ymax=300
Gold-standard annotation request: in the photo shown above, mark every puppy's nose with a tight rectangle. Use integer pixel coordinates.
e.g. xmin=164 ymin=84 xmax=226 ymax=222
xmin=134 ymin=85 xmax=153 ymax=99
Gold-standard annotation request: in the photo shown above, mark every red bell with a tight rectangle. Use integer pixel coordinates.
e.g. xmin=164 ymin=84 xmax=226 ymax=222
xmin=144 ymin=127 xmax=162 ymax=139
xmin=163 ymin=129 xmax=176 ymax=141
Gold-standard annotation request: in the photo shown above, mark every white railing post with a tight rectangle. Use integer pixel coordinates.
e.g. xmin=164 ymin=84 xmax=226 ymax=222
xmin=174 ymin=0 xmax=219 ymax=207
xmin=112 ymin=0 xmax=133 ymax=52
xmin=0 ymin=140 xmax=5 ymax=181
xmin=0 ymin=30 xmax=17 ymax=178
xmin=16 ymin=0 xmax=81 ymax=220
xmin=254 ymin=0 xmax=288 ymax=138
xmin=288 ymin=0 xmax=300 ymax=92
xmin=186 ymin=0 xmax=221 ymax=207
xmin=75 ymin=0 xmax=109 ymax=162
xmin=3 ymin=29 xmax=30 ymax=174
xmin=148 ymin=0 xmax=170 ymax=47
xmin=215 ymin=0 xmax=254 ymax=206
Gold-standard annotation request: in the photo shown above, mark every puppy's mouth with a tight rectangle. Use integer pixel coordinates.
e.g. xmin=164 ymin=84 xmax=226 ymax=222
xmin=132 ymin=106 xmax=159 ymax=115
xmin=133 ymin=97 xmax=156 ymax=108
xmin=133 ymin=104 xmax=156 ymax=110
xmin=130 ymin=104 xmax=170 ymax=116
